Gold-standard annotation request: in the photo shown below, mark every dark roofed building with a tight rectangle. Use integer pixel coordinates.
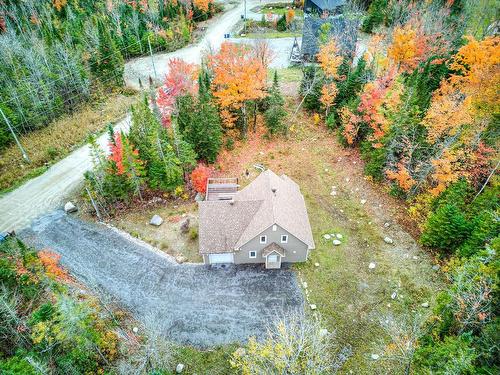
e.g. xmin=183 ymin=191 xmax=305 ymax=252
xmin=301 ymin=0 xmax=359 ymax=61
xmin=304 ymin=0 xmax=346 ymax=15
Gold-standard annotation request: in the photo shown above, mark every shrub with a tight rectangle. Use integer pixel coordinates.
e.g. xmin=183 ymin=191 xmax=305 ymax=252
xmin=276 ymin=14 xmax=287 ymax=31
xmin=189 ymin=227 xmax=198 ymax=240
xmin=421 ymin=204 xmax=471 ymax=252
xmin=413 ymin=334 xmax=478 ymax=374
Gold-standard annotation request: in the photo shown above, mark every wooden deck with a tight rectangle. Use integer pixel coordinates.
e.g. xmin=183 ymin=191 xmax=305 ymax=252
xmin=206 ymin=177 xmax=239 ymax=201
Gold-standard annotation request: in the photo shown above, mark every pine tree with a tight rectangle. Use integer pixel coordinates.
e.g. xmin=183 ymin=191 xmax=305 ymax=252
xmin=91 ymin=17 xmax=124 ymax=87
xmin=264 ymin=71 xmax=287 ymax=135
xmin=177 ymin=70 xmax=222 ymax=163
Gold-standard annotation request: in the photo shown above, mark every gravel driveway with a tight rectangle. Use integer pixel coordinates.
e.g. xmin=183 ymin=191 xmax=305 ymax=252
xmin=20 ymin=211 xmax=303 ymax=347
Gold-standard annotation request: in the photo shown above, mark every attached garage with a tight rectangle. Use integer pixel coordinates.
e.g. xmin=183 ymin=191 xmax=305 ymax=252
xmin=208 ymin=253 xmax=234 ymax=264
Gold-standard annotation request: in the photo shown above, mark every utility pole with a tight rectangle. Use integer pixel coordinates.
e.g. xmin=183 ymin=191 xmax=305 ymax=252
xmin=244 ymin=0 xmax=247 ymax=34
xmin=0 ymin=107 xmax=30 ymax=163
xmin=148 ymin=34 xmax=158 ymax=82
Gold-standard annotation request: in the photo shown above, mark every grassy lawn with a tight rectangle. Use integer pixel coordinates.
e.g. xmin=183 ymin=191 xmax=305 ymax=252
xmin=257 ymin=4 xmax=304 ymax=17
xmin=202 ymin=98 xmax=444 ymax=372
xmin=108 ymin=201 xmax=201 ymax=263
xmin=0 ymin=89 xmax=139 ymax=194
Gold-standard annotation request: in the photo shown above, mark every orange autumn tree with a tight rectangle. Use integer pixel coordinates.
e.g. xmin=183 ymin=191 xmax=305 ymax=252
xmin=208 ymin=42 xmax=268 ymax=135
xmin=423 ymin=36 xmax=499 ymax=195
xmin=193 ymin=0 xmax=213 ymax=12
xmin=316 ymin=39 xmax=343 ymax=79
xmin=387 ymin=21 xmax=449 ymax=73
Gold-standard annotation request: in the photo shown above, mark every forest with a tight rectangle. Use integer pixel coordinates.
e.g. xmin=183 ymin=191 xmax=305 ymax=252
xmin=0 ymin=0 xmax=499 ymax=373
xmin=0 ymin=0 xmax=218 ymax=150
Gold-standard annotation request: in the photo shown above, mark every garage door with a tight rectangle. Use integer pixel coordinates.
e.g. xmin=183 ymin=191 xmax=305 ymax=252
xmin=209 ymin=253 xmax=234 ymax=264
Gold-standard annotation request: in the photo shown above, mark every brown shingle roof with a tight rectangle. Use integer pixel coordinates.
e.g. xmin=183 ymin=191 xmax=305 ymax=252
xmin=262 ymin=242 xmax=286 ymax=257
xmin=198 ymin=170 xmax=315 ymax=254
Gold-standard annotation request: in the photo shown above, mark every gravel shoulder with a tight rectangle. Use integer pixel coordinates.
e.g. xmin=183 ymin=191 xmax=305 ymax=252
xmin=20 ymin=211 xmax=303 ymax=347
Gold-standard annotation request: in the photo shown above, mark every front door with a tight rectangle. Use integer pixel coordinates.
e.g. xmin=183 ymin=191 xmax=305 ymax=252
xmin=266 ymin=253 xmax=281 ymax=269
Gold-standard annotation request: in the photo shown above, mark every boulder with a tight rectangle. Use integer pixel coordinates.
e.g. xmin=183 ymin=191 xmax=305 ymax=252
xmin=180 ymin=218 xmax=190 ymax=233
xmin=314 ymin=262 xmax=320 ymax=267
xmin=149 ymin=215 xmax=163 ymax=226
xmin=336 ymin=233 xmax=343 ymax=239
xmin=176 ymin=363 xmax=185 ymax=373
xmin=432 ymin=265 xmax=440 ymax=271
xmin=368 ymin=262 xmax=376 ymax=269
xmin=371 ymin=354 xmax=380 ymax=360
xmin=383 ymin=237 xmax=394 ymax=244
xmin=319 ymin=328 xmax=328 ymax=337
xmin=391 ymin=292 xmax=397 ymax=300
xmin=195 ymin=192 xmax=204 ymax=201
xmin=64 ymin=201 xmax=77 ymax=213
xmin=309 ymin=304 xmax=317 ymax=310
xmin=132 ymin=326 xmax=138 ymax=333
xmin=323 ymin=234 xmax=331 ymax=240
xmin=421 ymin=302 xmax=430 ymax=308
xmin=360 ymin=199 xmax=367 ymax=204
xmin=333 ymin=239 xmax=341 ymax=246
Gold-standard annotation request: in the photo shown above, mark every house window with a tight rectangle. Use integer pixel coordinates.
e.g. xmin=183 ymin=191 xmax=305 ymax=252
xmin=249 ymin=251 xmax=257 ymax=258
xmin=281 ymin=235 xmax=288 ymax=243
xmin=260 ymin=235 xmax=267 ymax=244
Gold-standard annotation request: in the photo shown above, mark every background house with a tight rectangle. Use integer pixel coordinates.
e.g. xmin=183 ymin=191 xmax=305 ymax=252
xmin=198 ymin=170 xmax=315 ymax=269
xmin=301 ymin=0 xmax=359 ymax=61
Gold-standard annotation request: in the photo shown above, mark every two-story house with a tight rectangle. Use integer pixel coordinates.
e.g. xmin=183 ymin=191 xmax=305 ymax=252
xmin=198 ymin=170 xmax=315 ymax=269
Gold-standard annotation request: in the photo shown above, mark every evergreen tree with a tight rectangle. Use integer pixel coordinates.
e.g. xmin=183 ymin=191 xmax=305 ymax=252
xmin=177 ymin=71 xmax=222 ymax=163
xmin=421 ymin=204 xmax=471 ymax=252
xmin=264 ymin=71 xmax=287 ymax=135
xmin=91 ymin=17 xmax=124 ymax=87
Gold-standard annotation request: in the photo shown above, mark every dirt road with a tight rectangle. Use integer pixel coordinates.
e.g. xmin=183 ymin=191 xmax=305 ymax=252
xmin=0 ymin=0 xmax=271 ymax=232
xmin=20 ymin=211 xmax=302 ymax=347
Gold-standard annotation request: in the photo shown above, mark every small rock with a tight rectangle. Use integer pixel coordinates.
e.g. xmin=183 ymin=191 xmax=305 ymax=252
xmin=314 ymin=262 xmax=320 ymax=267
xmin=330 ymin=190 xmax=337 ymax=196
xmin=324 ymin=168 xmax=329 ymax=172
xmin=323 ymin=234 xmax=331 ymax=240
xmin=319 ymin=328 xmax=328 ymax=337
xmin=309 ymin=304 xmax=317 ymax=310
xmin=180 ymin=218 xmax=190 ymax=233
xmin=176 ymin=363 xmax=185 ymax=373
xmin=421 ymin=302 xmax=430 ymax=308
xmin=360 ymin=199 xmax=367 ymax=204
xmin=432 ymin=265 xmax=440 ymax=271
xmin=150 ymin=214 xmax=163 ymax=226
xmin=391 ymin=292 xmax=397 ymax=300
xmin=371 ymin=354 xmax=380 ymax=360
xmin=384 ymin=237 xmax=394 ymax=244
xmin=132 ymin=327 xmax=138 ymax=333
xmin=336 ymin=233 xmax=343 ymax=239
xmin=64 ymin=201 xmax=77 ymax=213
xmin=195 ymin=192 xmax=204 ymax=201
xmin=368 ymin=262 xmax=376 ymax=269
xmin=333 ymin=239 xmax=341 ymax=246
xmin=345 ymin=177 xmax=350 ymax=182
xmin=412 ymin=255 xmax=418 ymax=260
xmin=176 ymin=255 xmax=187 ymax=264
xmin=353 ymin=161 xmax=357 ymax=164
xmin=302 ymin=281 xmax=308 ymax=288
xmin=340 ymin=209 xmax=344 ymax=213
xmin=384 ymin=222 xmax=391 ymax=228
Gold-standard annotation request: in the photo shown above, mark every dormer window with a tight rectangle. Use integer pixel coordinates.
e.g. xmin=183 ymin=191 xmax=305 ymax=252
xmin=281 ymin=235 xmax=288 ymax=243
xmin=260 ymin=235 xmax=267 ymax=244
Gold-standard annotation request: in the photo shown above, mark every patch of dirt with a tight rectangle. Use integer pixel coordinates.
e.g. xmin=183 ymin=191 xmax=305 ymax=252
xmin=212 ymin=97 xmax=445 ymax=372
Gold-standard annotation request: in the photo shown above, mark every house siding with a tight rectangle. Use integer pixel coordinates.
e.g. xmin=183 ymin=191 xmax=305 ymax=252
xmin=233 ymin=224 xmax=309 ymax=265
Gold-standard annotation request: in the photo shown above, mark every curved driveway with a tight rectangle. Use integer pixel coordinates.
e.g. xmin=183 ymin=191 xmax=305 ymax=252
xmin=20 ymin=211 xmax=303 ymax=347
